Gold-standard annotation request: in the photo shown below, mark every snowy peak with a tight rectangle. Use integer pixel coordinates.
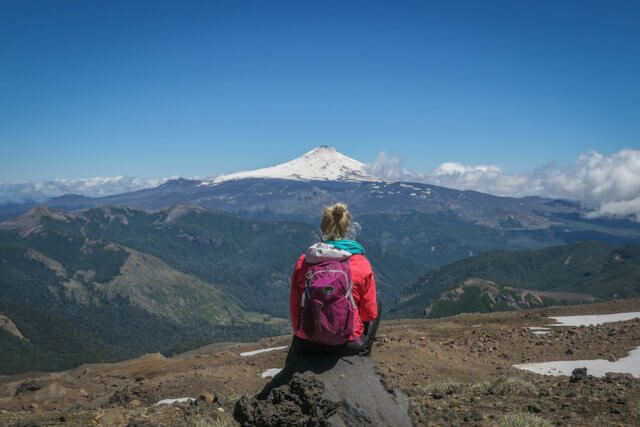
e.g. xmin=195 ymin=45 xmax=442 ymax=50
xmin=206 ymin=146 xmax=381 ymax=184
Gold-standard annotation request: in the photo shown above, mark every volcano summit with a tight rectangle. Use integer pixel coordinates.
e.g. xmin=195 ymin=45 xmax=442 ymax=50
xmin=204 ymin=145 xmax=381 ymax=184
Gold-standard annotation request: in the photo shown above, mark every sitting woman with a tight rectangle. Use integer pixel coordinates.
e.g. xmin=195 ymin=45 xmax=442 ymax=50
xmin=288 ymin=202 xmax=381 ymax=357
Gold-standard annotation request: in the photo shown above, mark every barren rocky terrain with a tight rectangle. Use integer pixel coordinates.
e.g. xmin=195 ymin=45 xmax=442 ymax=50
xmin=1 ymin=299 xmax=639 ymax=426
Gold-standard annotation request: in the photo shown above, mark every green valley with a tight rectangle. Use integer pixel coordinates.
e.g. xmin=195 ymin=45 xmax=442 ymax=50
xmin=0 ymin=205 xmax=426 ymax=374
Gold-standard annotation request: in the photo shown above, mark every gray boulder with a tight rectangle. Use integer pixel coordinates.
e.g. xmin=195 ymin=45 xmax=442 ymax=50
xmin=234 ymin=354 xmax=411 ymax=426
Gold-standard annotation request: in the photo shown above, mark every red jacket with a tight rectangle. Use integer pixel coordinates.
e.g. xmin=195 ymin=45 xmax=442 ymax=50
xmin=289 ymin=253 xmax=378 ymax=340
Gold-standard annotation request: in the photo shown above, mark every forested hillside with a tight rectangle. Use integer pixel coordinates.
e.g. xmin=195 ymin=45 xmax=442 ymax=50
xmin=0 ymin=205 xmax=425 ymax=374
xmin=391 ymin=241 xmax=640 ymax=318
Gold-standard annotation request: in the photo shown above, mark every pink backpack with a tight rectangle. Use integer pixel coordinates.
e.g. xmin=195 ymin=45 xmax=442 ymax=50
xmin=298 ymin=259 xmax=356 ymax=345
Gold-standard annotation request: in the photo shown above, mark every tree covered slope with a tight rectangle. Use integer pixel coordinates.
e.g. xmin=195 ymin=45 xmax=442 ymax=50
xmin=0 ymin=205 xmax=426 ymax=374
xmin=390 ymin=241 xmax=640 ymax=318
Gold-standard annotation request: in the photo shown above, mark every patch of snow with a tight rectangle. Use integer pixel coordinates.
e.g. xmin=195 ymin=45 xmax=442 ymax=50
xmin=532 ymin=331 xmax=551 ymax=335
xmin=203 ymin=146 xmax=381 ymax=184
xmin=155 ymin=397 xmax=195 ymax=405
xmin=260 ymin=368 xmax=282 ymax=378
xmin=514 ymin=346 xmax=640 ymax=378
xmin=240 ymin=345 xmax=288 ymax=357
xmin=548 ymin=312 xmax=640 ymax=327
xmin=528 ymin=327 xmax=551 ymax=330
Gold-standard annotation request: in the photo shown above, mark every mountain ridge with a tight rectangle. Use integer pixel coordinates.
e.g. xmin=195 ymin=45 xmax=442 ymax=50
xmin=0 ymin=146 xmax=593 ymax=228
xmin=2 ymin=146 xmax=639 ymax=229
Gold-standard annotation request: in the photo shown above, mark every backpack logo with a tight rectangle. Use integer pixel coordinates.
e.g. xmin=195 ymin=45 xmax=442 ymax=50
xmin=299 ymin=260 xmax=356 ymax=346
xmin=322 ymin=286 xmax=335 ymax=295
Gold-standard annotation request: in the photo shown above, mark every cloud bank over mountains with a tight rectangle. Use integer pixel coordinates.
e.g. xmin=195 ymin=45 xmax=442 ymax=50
xmin=0 ymin=176 xmax=162 ymax=204
xmin=366 ymin=148 xmax=640 ymax=221
xmin=1 ymin=149 xmax=639 ymax=221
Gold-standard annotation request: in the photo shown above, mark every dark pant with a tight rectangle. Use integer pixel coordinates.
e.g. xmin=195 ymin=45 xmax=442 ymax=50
xmin=288 ymin=298 xmax=382 ymax=359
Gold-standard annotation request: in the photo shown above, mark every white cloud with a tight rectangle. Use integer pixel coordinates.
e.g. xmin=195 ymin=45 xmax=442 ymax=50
xmin=0 ymin=176 xmax=161 ymax=204
xmin=590 ymin=197 xmax=640 ymax=221
xmin=2 ymin=149 xmax=639 ymax=221
xmin=365 ymin=149 xmax=640 ymax=221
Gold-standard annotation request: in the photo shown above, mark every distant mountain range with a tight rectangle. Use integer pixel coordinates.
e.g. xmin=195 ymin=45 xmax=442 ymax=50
xmin=0 ymin=146 xmax=624 ymax=226
xmin=2 ymin=146 xmax=639 ymax=246
xmin=2 ymin=146 xmax=640 ymax=374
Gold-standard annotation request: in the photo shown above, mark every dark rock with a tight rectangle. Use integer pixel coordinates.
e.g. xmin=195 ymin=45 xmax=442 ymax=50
xmin=607 ymin=395 xmax=626 ymax=405
xmin=14 ymin=379 xmax=42 ymax=396
xmin=569 ymin=367 xmax=587 ymax=383
xmin=104 ymin=386 xmax=151 ymax=408
xmin=235 ymin=374 xmax=343 ymax=426
xmin=235 ymin=355 xmax=411 ymax=426
xmin=527 ymin=403 xmax=542 ymax=413
xmin=604 ymin=372 xmax=634 ymax=383
xmin=182 ymin=398 xmax=219 ymax=417
xmin=127 ymin=419 xmax=155 ymax=427
xmin=464 ymin=410 xmax=483 ymax=422
xmin=104 ymin=388 xmax=135 ymax=407
xmin=102 ymin=387 xmax=144 ymax=408
xmin=432 ymin=391 xmax=445 ymax=399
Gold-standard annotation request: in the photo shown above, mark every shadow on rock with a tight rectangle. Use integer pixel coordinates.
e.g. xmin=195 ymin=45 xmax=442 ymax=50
xmin=234 ymin=354 xmax=411 ymax=426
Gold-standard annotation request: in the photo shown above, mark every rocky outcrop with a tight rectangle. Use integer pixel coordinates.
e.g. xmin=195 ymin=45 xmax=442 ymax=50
xmin=424 ymin=278 xmax=593 ymax=319
xmin=234 ymin=354 xmax=411 ymax=426
xmin=0 ymin=315 xmax=28 ymax=341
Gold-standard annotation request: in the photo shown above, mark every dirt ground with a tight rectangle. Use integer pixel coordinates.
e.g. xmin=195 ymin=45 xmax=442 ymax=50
xmin=1 ymin=299 xmax=639 ymax=426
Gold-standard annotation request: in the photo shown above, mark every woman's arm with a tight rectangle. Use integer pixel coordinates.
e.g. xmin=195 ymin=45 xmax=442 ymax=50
xmin=356 ymin=257 xmax=378 ymax=322
xmin=289 ymin=254 xmax=306 ymax=332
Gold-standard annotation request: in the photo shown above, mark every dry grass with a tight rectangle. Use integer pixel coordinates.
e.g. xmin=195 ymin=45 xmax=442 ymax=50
xmin=489 ymin=376 xmax=537 ymax=396
xmin=420 ymin=380 xmax=463 ymax=395
xmin=193 ymin=414 xmax=235 ymax=427
xmin=418 ymin=380 xmax=493 ymax=397
xmin=468 ymin=381 xmax=491 ymax=394
xmin=498 ymin=412 xmax=552 ymax=427
xmin=632 ymin=400 xmax=640 ymax=418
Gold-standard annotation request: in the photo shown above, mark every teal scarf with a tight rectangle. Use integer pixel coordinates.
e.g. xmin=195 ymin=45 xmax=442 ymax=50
xmin=324 ymin=239 xmax=365 ymax=255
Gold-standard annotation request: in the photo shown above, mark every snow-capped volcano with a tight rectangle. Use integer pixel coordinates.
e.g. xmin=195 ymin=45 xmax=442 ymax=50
xmin=204 ymin=146 xmax=381 ymax=184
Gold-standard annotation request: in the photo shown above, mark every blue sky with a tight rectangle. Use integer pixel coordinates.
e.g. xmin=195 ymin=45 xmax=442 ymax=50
xmin=1 ymin=0 xmax=639 ymax=182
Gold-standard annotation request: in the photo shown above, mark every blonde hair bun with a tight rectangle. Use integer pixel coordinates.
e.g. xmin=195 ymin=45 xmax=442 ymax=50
xmin=321 ymin=203 xmax=351 ymax=241
xmin=331 ymin=203 xmax=346 ymax=218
